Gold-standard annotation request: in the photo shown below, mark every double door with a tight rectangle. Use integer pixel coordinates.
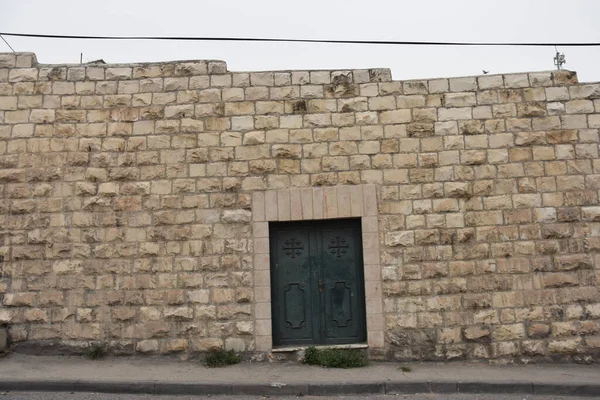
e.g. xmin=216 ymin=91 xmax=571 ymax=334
xmin=269 ymin=219 xmax=366 ymax=347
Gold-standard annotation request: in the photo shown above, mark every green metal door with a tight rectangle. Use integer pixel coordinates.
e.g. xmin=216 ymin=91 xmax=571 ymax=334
xmin=270 ymin=219 xmax=366 ymax=347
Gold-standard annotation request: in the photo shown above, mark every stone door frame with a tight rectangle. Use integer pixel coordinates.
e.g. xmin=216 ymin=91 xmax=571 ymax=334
xmin=251 ymin=184 xmax=384 ymax=352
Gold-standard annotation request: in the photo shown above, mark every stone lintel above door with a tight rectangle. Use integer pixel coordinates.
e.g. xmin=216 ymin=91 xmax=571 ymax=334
xmin=251 ymin=184 xmax=384 ymax=352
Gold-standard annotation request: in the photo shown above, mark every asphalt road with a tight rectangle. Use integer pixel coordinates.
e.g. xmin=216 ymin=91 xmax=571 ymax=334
xmin=0 ymin=393 xmax=597 ymax=400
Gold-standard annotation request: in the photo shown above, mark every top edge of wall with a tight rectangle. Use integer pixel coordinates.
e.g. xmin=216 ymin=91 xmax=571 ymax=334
xmin=0 ymin=51 xmax=584 ymax=87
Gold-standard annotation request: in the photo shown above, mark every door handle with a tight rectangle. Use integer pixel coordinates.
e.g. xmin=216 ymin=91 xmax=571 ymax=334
xmin=318 ymin=280 xmax=324 ymax=293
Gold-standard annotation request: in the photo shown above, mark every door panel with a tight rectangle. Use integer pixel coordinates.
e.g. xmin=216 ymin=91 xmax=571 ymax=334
xmin=270 ymin=219 xmax=366 ymax=347
xmin=321 ymin=226 xmax=366 ymax=344
xmin=271 ymin=228 xmax=315 ymax=346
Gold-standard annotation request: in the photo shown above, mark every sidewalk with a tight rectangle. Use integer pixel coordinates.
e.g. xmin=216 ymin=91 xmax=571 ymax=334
xmin=0 ymin=353 xmax=599 ymax=396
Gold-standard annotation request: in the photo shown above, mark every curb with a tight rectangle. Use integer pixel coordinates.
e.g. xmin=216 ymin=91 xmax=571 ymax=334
xmin=1 ymin=380 xmax=600 ymax=397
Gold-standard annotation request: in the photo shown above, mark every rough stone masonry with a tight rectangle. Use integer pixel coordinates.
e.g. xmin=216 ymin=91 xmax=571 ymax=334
xmin=0 ymin=52 xmax=600 ymax=363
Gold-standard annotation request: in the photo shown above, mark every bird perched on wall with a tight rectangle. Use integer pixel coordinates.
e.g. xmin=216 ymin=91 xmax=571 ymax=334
xmin=482 ymin=70 xmax=489 ymax=74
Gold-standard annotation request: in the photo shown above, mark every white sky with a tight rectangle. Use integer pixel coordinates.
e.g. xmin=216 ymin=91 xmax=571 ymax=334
xmin=1 ymin=0 xmax=600 ymax=82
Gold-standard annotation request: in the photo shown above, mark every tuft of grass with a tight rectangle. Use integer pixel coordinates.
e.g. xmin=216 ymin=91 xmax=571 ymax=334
xmin=399 ymin=365 xmax=412 ymax=373
xmin=205 ymin=349 xmax=240 ymax=368
xmin=303 ymin=346 xmax=368 ymax=369
xmin=87 ymin=343 xmax=107 ymax=360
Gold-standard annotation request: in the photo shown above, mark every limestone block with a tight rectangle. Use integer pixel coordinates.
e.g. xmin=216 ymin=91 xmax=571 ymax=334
xmin=136 ymin=339 xmax=159 ymax=353
xmin=548 ymin=338 xmax=582 ymax=354
xmin=445 ymin=93 xmax=476 ymax=107
xmin=222 ymin=209 xmax=251 ymax=223
xmin=438 ymin=108 xmax=472 ymax=121
xmin=478 ymin=75 xmax=503 ymax=90
xmin=504 ymin=74 xmax=529 ymax=88
xmin=385 ymin=231 xmax=414 ymax=247
xmin=164 ymin=307 xmax=193 ymax=321
xmin=191 ymin=338 xmax=223 ymax=353
xmin=552 ymin=70 xmax=578 ymax=86
xmin=225 ymin=337 xmax=245 ymax=352
xmin=585 ymin=336 xmax=600 ymax=349
xmin=462 ymin=326 xmax=491 ymax=342
xmin=0 ymin=310 xmax=13 ymax=324
xmin=492 ymin=324 xmax=526 ymax=341
xmin=517 ymin=102 xmax=546 ymax=117
xmin=449 ymin=77 xmax=477 ymax=92
xmin=9 ymin=68 xmax=38 ymax=82
xmin=0 ymin=54 xmax=16 ymax=68
xmin=162 ymin=339 xmax=188 ymax=353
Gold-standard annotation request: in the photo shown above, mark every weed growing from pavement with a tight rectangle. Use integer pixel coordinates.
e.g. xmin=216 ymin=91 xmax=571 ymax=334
xmin=87 ymin=343 xmax=107 ymax=360
xmin=303 ymin=346 xmax=368 ymax=368
xmin=399 ymin=366 xmax=412 ymax=373
xmin=205 ymin=349 xmax=240 ymax=368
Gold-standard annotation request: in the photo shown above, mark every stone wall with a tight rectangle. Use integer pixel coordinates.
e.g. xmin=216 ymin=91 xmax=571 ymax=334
xmin=1 ymin=52 xmax=599 ymax=362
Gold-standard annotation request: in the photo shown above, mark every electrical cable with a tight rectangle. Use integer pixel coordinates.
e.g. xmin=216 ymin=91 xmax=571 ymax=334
xmin=0 ymin=31 xmax=599 ymax=47
xmin=0 ymin=34 xmax=16 ymax=52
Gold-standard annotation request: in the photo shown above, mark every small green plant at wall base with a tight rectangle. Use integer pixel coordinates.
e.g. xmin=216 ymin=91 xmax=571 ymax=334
xmin=87 ymin=343 xmax=107 ymax=360
xmin=399 ymin=366 xmax=412 ymax=373
xmin=303 ymin=346 xmax=368 ymax=368
xmin=205 ymin=349 xmax=240 ymax=368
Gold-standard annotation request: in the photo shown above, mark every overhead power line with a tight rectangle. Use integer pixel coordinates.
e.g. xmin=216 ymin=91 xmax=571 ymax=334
xmin=0 ymin=34 xmax=16 ymax=52
xmin=1 ymin=31 xmax=600 ymax=47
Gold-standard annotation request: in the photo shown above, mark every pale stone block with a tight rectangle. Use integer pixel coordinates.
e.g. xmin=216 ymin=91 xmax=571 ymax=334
xmin=545 ymin=87 xmax=570 ymax=101
xmin=274 ymin=72 xmax=291 ymax=86
xmin=290 ymin=188 xmax=302 ymax=220
xmin=570 ymin=84 xmax=600 ymax=99
xmin=255 ymin=335 xmax=272 ymax=351
xmin=265 ymin=190 xmax=278 ymax=221
xmin=250 ymin=72 xmax=274 ymax=86
xmin=300 ymin=187 xmax=314 ymax=220
xmin=9 ymin=68 xmax=38 ymax=82
xmin=291 ymin=71 xmax=310 ymax=85
xmin=363 ymin=184 xmax=377 ymax=216
xmin=349 ymin=185 xmax=364 ymax=217
xmin=254 ymin=237 xmax=270 ymax=254
xmin=368 ymin=96 xmax=396 ymax=110
xmin=313 ymin=187 xmax=324 ymax=219
xmin=429 ymin=79 xmax=449 ymax=93
xmin=310 ymin=71 xmax=330 ymax=84
xmin=245 ymin=86 xmax=269 ymax=100
xmin=253 ymin=222 xmax=268 ymax=238
xmin=566 ymin=100 xmax=594 ymax=114
xmin=561 ymin=114 xmax=588 ymax=129
xmin=478 ymin=75 xmax=504 ymax=90
xmin=362 ymin=232 xmax=379 ymax=251
xmin=438 ymin=107 xmax=472 ymax=121
xmin=323 ymin=186 xmax=338 ymax=219
xmin=254 ymin=253 xmax=270 ymax=271
xmin=367 ymin=313 xmax=385 ymax=332
xmin=449 ymin=77 xmax=477 ymax=92
xmin=504 ymin=74 xmax=529 ymax=88
xmin=277 ymin=189 xmax=291 ymax=221
xmin=529 ymin=72 xmax=552 ymax=87
xmin=270 ymin=86 xmax=299 ymax=100
xmin=255 ymin=302 xmax=271 ymax=320
xmin=254 ymin=286 xmax=271 ymax=303
xmin=208 ymin=61 xmax=227 ymax=74
xmin=255 ymin=319 xmax=271 ymax=336
xmin=473 ymin=106 xmax=493 ymax=119
xmin=336 ymin=185 xmax=351 ymax=217
xmin=379 ymin=109 xmax=411 ymax=124
xmin=105 ymin=67 xmax=132 ymax=80
xmin=136 ymin=340 xmax=158 ymax=353
xmin=445 ymin=92 xmax=476 ymax=107
xmin=211 ymin=74 xmax=232 ymax=87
